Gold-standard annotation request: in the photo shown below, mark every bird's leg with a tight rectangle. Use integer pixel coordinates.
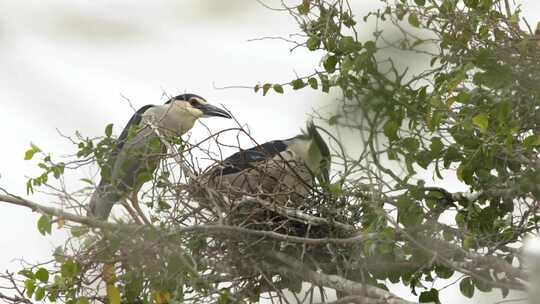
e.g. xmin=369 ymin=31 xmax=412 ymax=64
xmin=121 ymin=201 xmax=144 ymax=225
xmin=129 ymin=192 xmax=152 ymax=225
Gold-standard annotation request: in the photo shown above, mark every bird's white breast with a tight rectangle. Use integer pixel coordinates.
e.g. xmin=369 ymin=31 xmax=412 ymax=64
xmin=142 ymin=104 xmax=197 ymax=137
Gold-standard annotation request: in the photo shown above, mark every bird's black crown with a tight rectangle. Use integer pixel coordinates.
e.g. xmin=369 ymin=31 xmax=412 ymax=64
xmin=165 ymin=93 xmax=206 ymax=104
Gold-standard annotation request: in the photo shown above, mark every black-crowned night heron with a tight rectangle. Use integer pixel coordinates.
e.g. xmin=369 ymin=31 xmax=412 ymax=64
xmin=200 ymin=122 xmax=330 ymax=207
xmin=89 ymin=93 xmax=231 ymax=220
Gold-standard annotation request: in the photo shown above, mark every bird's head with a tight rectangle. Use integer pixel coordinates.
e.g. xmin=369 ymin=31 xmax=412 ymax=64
xmin=166 ymin=94 xmax=232 ymax=119
xmin=293 ymin=122 xmax=331 ymax=185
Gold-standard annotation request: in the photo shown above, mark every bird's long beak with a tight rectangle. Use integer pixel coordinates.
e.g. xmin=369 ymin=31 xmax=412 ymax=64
xmin=197 ymin=104 xmax=232 ymax=119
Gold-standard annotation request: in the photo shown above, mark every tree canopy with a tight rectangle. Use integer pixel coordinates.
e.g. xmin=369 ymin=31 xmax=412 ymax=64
xmin=1 ymin=1 xmax=538 ymax=303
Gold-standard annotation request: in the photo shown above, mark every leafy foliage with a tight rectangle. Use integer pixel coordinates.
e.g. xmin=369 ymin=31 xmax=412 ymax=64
xmin=3 ymin=1 xmax=539 ymax=303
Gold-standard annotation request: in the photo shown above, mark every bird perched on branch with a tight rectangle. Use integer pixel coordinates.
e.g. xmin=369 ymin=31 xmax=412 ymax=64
xmin=199 ymin=122 xmax=331 ymax=208
xmin=89 ymin=93 xmax=231 ymax=220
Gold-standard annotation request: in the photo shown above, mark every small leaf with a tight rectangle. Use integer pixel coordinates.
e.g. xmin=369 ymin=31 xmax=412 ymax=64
xmin=298 ymin=0 xmax=310 ymax=14
xmin=463 ymin=235 xmax=475 ymax=250
xmin=419 ymin=288 xmax=439 ymax=302
xmin=61 ymin=260 xmax=80 ymax=279
xmin=308 ymin=77 xmax=318 ymax=89
xmin=328 ymin=182 xmax=343 ymax=197
xmin=523 ymin=134 xmax=540 ymax=149
xmin=262 ymin=83 xmax=272 ymax=96
xmin=25 ymin=279 xmax=36 ymax=298
xmin=35 ymin=268 xmax=49 ymax=283
xmin=460 ymin=277 xmax=475 ymax=298
xmin=254 ymin=84 xmax=260 ymax=93
xmin=306 ymin=36 xmax=320 ymax=51
xmin=273 ymin=84 xmax=284 ymax=94
xmin=338 ymin=36 xmax=359 ymax=53
xmin=383 ymin=120 xmax=400 ymax=141
xmin=35 ymin=287 xmax=46 ymax=301
xmin=472 ymin=113 xmax=489 ymax=133
xmin=105 ymin=123 xmax=113 ymax=137
xmin=435 ymin=265 xmax=454 ymax=279
xmin=71 ymin=226 xmax=89 ymax=237
xmin=107 ymin=284 xmax=122 ymax=304
xmin=19 ymin=269 xmax=34 ymax=279
xmin=291 ymin=79 xmax=306 ymax=90
xmin=24 ymin=143 xmax=41 ymax=160
xmin=37 ymin=215 xmax=52 ymax=236
xmin=77 ymin=297 xmax=90 ymax=304
xmin=363 ymin=40 xmax=377 ymax=53
xmin=408 ymin=13 xmax=420 ymax=27
xmin=414 ymin=0 xmax=426 ymax=5
xmin=323 ymin=55 xmax=338 ymax=73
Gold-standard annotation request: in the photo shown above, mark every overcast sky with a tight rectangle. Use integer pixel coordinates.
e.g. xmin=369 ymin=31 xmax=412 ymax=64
xmin=1 ymin=1 xmax=538 ymax=303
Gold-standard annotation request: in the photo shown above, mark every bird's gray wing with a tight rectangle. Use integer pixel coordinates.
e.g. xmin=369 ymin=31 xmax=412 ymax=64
xmin=112 ymin=104 xmax=156 ymax=158
xmin=201 ymin=140 xmax=311 ymax=207
xmin=216 ymin=140 xmax=289 ymax=176
xmin=89 ymin=104 xmax=156 ymax=219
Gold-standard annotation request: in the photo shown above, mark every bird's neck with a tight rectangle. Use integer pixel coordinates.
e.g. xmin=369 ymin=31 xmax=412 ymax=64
xmin=287 ymin=138 xmax=322 ymax=174
xmin=144 ymin=105 xmax=197 ymax=137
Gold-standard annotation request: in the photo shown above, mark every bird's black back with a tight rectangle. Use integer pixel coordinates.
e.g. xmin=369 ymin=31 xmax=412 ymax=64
xmin=113 ymin=104 xmax=155 ymax=157
xmin=217 ymin=140 xmax=288 ymax=176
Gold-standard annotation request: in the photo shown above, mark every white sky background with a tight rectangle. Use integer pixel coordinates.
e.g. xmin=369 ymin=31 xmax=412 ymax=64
xmin=0 ymin=0 xmax=539 ymax=303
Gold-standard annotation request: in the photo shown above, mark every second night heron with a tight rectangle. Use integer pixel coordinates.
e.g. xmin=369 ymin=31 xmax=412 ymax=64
xmin=89 ymin=93 xmax=231 ymax=220
xmin=199 ymin=122 xmax=331 ymax=207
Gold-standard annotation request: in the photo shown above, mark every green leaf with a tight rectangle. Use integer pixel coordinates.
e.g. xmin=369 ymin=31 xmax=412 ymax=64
xmin=291 ymin=79 xmax=306 ymax=90
xmin=363 ymin=41 xmax=377 ymax=53
xmin=254 ymin=84 xmax=260 ymax=93
xmin=308 ymin=77 xmax=318 ymax=89
xmin=464 ymin=0 xmax=478 ymax=8
xmin=408 ymin=13 xmax=420 ymax=27
xmin=328 ymin=182 xmax=343 ymax=197
xmin=298 ymin=0 xmax=310 ymax=14
xmin=472 ymin=113 xmax=489 ymax=133
xmin=158 ymin=199 xmax=172 ymax=210
xmin=524 ymin=134 xmax=540 ymax=149
xmin=37 ymin=215 xmax=52 ymax=236
xmin=24 ymin=143 xmax=41 ymax=160
xmin=71 ymin=226 xmax=89 ymax=237
xmin=419 ymin=288 xmax=439 ymax=302
xmin=19 ymin=269 xmax=34 ymax=279
xmin=105 ymin=123 xmax=113 ymax=137
xmin=323 ymin=55 xmax=338 ymax=73
xmin=35 ymin=287 xmax=46 ymax=301
xmin=430 ymin=137 xmax=444 ymax=156
xmin=77 ymin=297 xmax=90 ymax=304
xmin=306 ymin=36 xmax=320 ymax=51
xmin=107 ymin=284 xmax=122 ymax=304
xmin=338 ymin=36 xmax=359 ymax=54
xmin=25 ymin=279 xmax=36 ymax=298
xmin=397 ymin=195 xmax=424 ymax=227
xmin=456 ymin=164 xmax=473 ymax=185
xmin=35 ymin=268 xmax=49 ymax=283
xmin=435 ymin=265 xmax=454 ymax=279
xmin=414 ymin=0 xmax=426 ymax=5
xmin=473 ymin=277 xmax=493 ymax=292
xmin=273 ymin=84 xmax=284 ymax=94
xmin=262 ymin=83 xmax=272 ymax=96
xmin=383 ymin=120 xmax=399 ymax=141
xmin=460 ymin=277 xmax=475 ymax=298
xmin=463 ymin=235 xmax=475 ymax=250
xmin=61 ymin=260 xmax=80 ymax=279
